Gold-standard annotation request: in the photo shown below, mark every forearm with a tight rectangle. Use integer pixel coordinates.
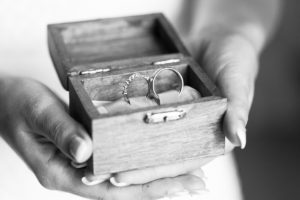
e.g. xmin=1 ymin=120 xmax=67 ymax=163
xmin=197 ymin=0 xmax=282 ymax=52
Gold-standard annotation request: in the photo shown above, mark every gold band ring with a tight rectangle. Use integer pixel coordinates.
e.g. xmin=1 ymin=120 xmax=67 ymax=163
xmin=147 ymin=68 xmax=184 ymax=105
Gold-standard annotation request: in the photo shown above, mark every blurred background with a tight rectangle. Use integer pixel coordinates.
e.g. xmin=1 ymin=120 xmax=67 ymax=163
xmin=235 ymin=0 xmax=300 ymax=199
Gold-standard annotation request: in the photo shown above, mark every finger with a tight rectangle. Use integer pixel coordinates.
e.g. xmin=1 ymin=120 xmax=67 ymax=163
xmin=82 ymin=170 xmax=111 ymax=186
xmin=189 ymin=168 xmax=206 ymax=179
xmin=201 ymin=35 xmax=258 ymax=148
xmin=71 ymin=161 xmax=88 ymax=168
xmin=106 ymin=175 xmax=206 ymax=200
xmin=112 ymin=158 xmax=212 ymax=185
xmin=37 ymin=147 xmax=206 ymax=200
xmin=22 ymin=84 xmax=92 ymax=163
xmin=18 ymin=133 xmax=107 ymax=200
xmin=216 ymin=48 xmax=257 ymax=149
xmin=20 ymin=128 xmax=206 ymax=199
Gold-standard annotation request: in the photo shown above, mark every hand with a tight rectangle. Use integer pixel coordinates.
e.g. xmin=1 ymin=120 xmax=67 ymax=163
xmin=197 ymin=27 xmax=258 ymax=149
xmin=105 ymin=27 xmax=257 ymax=186
xmin=0 ymin=77 xmax=206 ymax=199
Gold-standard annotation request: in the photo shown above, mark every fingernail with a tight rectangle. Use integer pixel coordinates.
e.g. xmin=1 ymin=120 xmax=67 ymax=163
xmin=168 ymin=190 xmax=191 ymax=199
xmin=236 ymin=127 xmax=247 ymax=149
xmin=70 ymin=137 xmax=87 ymax=162
xmin=190 ymin=169 xmax=206 ymax=179
xmin=156 ymin=197 xmax=170 ymax=200
xmin=109 ymin=177 xmax=129 ymax=187
xmin=82 ymin=174 xmax=110 ymax=186
xmin=189 ymin=189 xmax=209 ymax=198
xmin=82 ymin=176 xmax=106 ymax=186
xmin=83 ymin=172 xmax=110 ymax=184
xmin=189 ymin=189 xmax=209 ymax=194
xmin=71 ymin=161 xmax=87 ymax=168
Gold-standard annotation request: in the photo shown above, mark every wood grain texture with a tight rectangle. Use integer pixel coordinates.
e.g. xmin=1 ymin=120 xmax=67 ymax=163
xmin=92 ymin=97 xmax=226 ymax=175
xmin=80 ymin=58 xmax=217 ymax=102
xmin=69 ymin=76 xmax=99 ymax=172
xmin=67 ymin=60 xmax=227 ymax=175
xmin=49 ymin=13 xmax=228 ymax=175
xmin=48 ymin=13 xmax=187 ymax=89
xmin=48 ymin=27 xmax=73 ymax=89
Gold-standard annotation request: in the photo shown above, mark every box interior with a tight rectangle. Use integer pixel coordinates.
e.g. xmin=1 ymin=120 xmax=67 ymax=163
xmin=80 ymin=63 xmax=213 ymax=114
xmin=60 ymin=18 xmax=180 ymax=66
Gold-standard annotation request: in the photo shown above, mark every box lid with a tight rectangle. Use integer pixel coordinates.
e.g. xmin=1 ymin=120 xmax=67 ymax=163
xmin=48 ymin=13 xmax=190 ymax=90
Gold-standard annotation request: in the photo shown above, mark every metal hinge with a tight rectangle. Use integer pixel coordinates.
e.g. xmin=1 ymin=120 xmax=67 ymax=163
xmin=67 ymin=59 xmax=180 ymax=77
xmin=67 ymin=68 xmax=111 ymax=77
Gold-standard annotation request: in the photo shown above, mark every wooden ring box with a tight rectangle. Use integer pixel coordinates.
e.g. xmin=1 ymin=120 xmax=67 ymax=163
xmin=47 ymin=13 xmax=227 ymax=175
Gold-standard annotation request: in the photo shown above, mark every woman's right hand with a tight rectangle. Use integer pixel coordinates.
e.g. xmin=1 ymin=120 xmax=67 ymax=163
xmin=0 ymin=76 xmax=206 ymax=199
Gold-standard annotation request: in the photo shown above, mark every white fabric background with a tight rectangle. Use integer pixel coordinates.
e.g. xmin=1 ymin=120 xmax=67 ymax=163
xmin=0 ymin=1 xmax=243 ymax=199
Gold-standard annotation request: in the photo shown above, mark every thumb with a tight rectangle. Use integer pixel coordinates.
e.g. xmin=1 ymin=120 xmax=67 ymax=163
xmin=23 ymin=89 xmax=92 ymax=163
xmin=218 ymin=62 xmax=256 ymax=149
xmin=201 ymin=35 xmax=258 ymax=148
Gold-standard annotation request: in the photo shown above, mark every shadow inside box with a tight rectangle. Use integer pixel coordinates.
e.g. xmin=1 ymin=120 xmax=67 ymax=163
xmin=235 ymin=137 xmax=300 ymax=200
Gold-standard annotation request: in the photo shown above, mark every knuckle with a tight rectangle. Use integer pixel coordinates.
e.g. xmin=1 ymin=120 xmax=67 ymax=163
xmin=48 ymin=120 xmax=68 ymax=144
xmin=23 ymin=94 xmax=72 ymax=145
xmin=23 ymin=95 xmax=54 ymax=127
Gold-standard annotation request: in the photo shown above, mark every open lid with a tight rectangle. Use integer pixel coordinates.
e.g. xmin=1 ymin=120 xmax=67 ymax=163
xmin=48 ymin=13 xmax=190 ymax=90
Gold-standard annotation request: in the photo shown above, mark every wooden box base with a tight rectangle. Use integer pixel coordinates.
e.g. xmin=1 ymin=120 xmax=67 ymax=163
xmin=48 ymin=13 xmax=227 ymax=175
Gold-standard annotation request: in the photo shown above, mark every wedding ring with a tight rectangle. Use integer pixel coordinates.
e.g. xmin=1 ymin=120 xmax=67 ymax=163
xmin=122 ymin=72 xmax=149 ymax=104
xmin=147 ymin=68 xmax=184 ymax=105
xmin=122 ymin=68 xmax=184 ymax=105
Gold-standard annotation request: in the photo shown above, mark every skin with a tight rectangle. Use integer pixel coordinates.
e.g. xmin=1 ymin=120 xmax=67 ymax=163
xmin=110 ymin=0 xmax=282 ymax=186
xmin=0 ymin=78 xmax=205 ymax=199
xmin=0 ymin=0 xmax=281 ymax=199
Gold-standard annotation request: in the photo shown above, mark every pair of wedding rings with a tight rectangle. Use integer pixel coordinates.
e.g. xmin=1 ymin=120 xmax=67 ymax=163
xmin=122 ymin=68 xmax=184 ymax=105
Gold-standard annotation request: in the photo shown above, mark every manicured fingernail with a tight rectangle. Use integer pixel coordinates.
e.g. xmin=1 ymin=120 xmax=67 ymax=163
xmin=189 ymin=189 xmax=209 ymax=198
xmin=71 ymin=161 xmax=87 ymax=168
xmin=70 ymin=137 xmax=88 ymax=162
xmin=236 ymin=127 xmax=247 ymax=149
xmin=70 ymin=137 xmax=82 ymax=159
xmin=156 ymin=197 xmax=170 ymax=200
xmin=84 ymin=172 xmax=110 ymax=183
xmin=190 ymin=169 xmax=206 ymax=179
xmin=168 ymin=190 xmax=191 ymax=199
xmin=82 ymin=172 xmax=110 ymax=186
xmin=110 ymin=177 xmax=129 ymax=187
xmin=82 ymin=176 xmax=106 ymax=186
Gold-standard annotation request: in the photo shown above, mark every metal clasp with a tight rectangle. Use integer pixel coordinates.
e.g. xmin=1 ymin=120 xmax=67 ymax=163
xmin=144 ymin=109 xmax=186 ymax=124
